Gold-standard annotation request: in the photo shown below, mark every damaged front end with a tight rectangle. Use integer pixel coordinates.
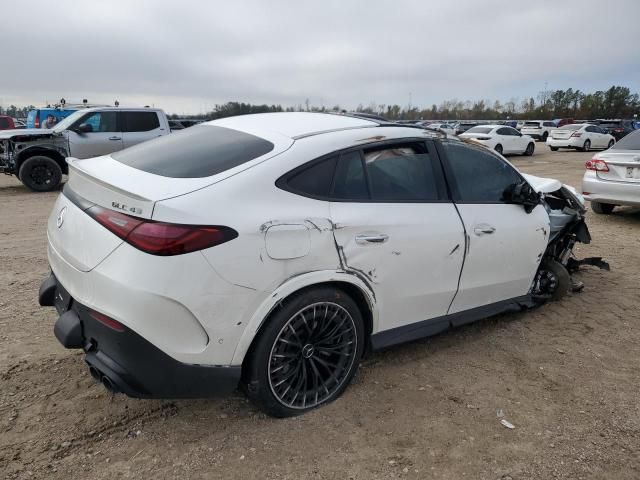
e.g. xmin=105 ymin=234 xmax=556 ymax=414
xmin=531 ymin=179 xmax=608 ymax=301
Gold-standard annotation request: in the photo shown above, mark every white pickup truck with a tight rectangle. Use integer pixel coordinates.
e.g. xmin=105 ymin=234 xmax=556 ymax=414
xmin=0 ymin=107 xmax=171 ymax=191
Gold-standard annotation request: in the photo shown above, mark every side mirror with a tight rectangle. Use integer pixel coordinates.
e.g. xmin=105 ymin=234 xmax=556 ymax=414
xmin=77 ymin=123 xmax=93 ymax=133
xmin=504 ymin=181 xmax=541 ymax=214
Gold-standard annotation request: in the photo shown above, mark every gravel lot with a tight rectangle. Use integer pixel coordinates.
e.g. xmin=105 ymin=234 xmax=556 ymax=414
xmin=1 ymin=145 xmax=639 ymax=480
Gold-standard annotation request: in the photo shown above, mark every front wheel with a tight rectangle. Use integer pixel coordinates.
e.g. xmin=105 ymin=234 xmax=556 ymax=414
xmin=524 ymin=142 xmax=535 ymax=156
xmin=494 ymin=144 xmax=503 ymax=155
xmin=550 ymin=146 xmax=559 ymax=151
xmin=607 ymin=139 xmax=615 ymax=149
xmin=242 ymin=287 xmax=365 ymax=417
xmin=533 ymin=258 xmax=570 ymax=302
xmin=18 ymin=156 xmax=62 ymax=192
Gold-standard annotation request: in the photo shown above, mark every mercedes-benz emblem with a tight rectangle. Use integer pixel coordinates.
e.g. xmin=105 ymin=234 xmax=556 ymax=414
xmin=56 ymin=206 xmax=67 ymax=228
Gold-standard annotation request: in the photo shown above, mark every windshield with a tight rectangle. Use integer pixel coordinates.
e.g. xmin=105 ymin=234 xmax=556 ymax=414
xmin=52 ymin=110 xmax=86 ymax=132
xmin=466 ymin=127 xmax=493 ymax=134
xmin=611 ymin=130 xmax=640 ymax=150
xmin=560 ymin=124 xmax=582 ymax=130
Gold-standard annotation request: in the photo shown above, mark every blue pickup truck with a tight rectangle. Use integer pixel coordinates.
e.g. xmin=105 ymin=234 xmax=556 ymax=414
xmin=26 ymin=102 xmax=109 ymax=128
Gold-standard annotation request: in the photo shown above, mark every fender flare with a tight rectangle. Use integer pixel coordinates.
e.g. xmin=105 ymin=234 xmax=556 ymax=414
xmin=16 ymin=145 xmax=68 ymax=173
xmin=230 ymin=270 xmax=378 ymax=365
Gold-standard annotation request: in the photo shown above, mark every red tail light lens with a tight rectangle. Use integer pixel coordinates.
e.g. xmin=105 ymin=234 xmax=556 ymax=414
xmin=89 ymin=309 xmax=126 ymax=332
xmin=86 ymin=206 xmax=237 ymax=256
xmin=34 ymin=116 xmax=40 ymax=128
xmin=570 ymin=132 xmax=582 ymax=138
xmin=585 ymin=159 xmax=609 ymax=172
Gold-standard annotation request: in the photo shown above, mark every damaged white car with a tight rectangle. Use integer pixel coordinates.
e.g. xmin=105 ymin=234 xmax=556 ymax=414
xmin=39 ymin=112 xmax=599 ymax=417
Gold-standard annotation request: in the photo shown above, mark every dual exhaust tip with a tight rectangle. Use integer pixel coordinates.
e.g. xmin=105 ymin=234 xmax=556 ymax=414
xmin=88 ymin=365 xmax=119 ymax=394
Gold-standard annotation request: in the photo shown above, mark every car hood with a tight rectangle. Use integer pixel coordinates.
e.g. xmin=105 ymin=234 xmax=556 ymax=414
xmin=0 ymin=128 xmax=53 ymax=139
xmin=522 ymin=174 xmax=562 ymax=193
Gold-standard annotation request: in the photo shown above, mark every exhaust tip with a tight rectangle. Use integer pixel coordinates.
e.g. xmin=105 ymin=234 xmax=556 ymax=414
xmin=88 ymin=366 xmax=101 ymax=382
xmin=101 ymin=376 xmax=119 ymax=394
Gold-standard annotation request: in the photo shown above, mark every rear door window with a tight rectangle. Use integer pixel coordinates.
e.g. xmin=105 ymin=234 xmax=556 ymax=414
xmin=363 ymin=145 xmax=439 ymax=202
xmin=112 ymin=125 xmax=275 ymax=178
xmin=122 ymin=112 xmax=161 ymax=132
xmin=331 ymin=151 xmax=369 ymax=200
xmin=442 ymin=141 xmax=522 ymax=203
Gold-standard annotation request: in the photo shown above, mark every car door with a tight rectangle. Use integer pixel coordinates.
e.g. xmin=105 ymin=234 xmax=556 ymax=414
xmin=595 ymin=126 xmax=610 ymax=148
xmin=329 ymin=141 xmax=466 ymax=334
xmin=439 ymin=141 xmax=549 ymax=314
xmin=121 ymin=111 xmax=165 ymax=149
xmin=509 ymin=127 xmax=529 ymax=152
xmin=66 ymin=111 xmax=123 ymax=158
xmin=497 ymin=127 xmax=519 ymax=153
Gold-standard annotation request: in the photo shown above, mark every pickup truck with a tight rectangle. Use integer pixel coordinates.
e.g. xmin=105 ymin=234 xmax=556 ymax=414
xmin=0 ymin=107 xmax=170 ymax=191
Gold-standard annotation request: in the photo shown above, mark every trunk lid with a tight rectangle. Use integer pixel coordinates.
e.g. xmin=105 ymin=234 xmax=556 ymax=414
xmin=551 ymin=129 xmax=574 ymax=140
xmin=595 ymin=150 xmax=640 ymax=183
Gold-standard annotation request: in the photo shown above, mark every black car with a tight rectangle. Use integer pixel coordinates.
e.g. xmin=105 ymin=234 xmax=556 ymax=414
xmin=597 ymin=119 xmax=636 ymax=140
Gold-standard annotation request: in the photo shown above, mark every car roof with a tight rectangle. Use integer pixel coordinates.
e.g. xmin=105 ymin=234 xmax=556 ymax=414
xmin=208 ymin=112 xmax=382 ymax=140
xmin=468 ymin=124 xmax=501 ymax=129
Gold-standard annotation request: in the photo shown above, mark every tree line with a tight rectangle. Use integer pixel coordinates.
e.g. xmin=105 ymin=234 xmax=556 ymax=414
xmin=3 ymin=85 xmax=638 ymax=122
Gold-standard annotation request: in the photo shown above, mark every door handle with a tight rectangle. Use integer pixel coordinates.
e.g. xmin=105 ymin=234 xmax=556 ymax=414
xmin=355 ymin=234 xmax=389 ymax=245
xmin=473 ymin=224 xmax=496 ymax=236
xmin=108 ymin=136 xmax=122 ymax=141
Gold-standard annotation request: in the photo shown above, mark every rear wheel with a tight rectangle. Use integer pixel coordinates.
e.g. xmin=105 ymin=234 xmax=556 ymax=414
xmin=242 ymin=287 xmax=365 ymax=417
xmin=18 ymin=156 xmax=62 ymax=192
xmin=582 ymin=140 xmax=591 ymax=152
xmin=494 ymin=144 xmax=503 ymax=155
xmin=524 ymin=142 xmax=535 ymax=156
xmin=591 ymin=201 xmax=615 ymax=214
xmin=550 ymin=146 xmax=559 ymax=151
xmin=607 ymin=139 xmax=615 ymax=149
xmin=541 ymin=132 xmax=549 ymax=142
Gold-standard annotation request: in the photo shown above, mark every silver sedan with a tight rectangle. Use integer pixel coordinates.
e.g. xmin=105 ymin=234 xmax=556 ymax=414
xmin=582 ymin=129 xmax=640 ymax=214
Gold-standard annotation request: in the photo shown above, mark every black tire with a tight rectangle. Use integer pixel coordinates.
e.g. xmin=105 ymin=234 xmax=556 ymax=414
xmin=591 ymin=201 xmax=615 ymax=214
xmin=524 ymin=142 xmax=535 ymax=156
xmin=494 ymin=144 xmax=503 ymax=155
xmin=541 ymin=131 xmax=548 ymax=142
xmin=242 ymin=287 xmax=365 ymax=417
xmin=18 ymin=155 xmax=62 ymax=192
xmin=607 ymin=139 xmax=615 ymax=149
xmin=581 ymin=140 xmax=591 ymax=152
xmin=535 ymin=258 xmax=570 ymax=302
xmin=550 ymin=146 xmax=559 ymax=151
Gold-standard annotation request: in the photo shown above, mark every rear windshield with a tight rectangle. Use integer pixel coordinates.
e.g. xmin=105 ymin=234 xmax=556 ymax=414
xmin=560 ymin=124 xmax=582 ymax=130
xmin=611 ymin=130 xmax=640 ymax=150
xmin=466 ymin=127 xmax=493 ymax=134
xmin=524 ymin=122 xmax=541 ymax=126
xmin=112 ymin=125 xmax=275 ymax=178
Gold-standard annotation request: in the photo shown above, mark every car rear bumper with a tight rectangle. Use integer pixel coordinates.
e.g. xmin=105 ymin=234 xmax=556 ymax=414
xmin=582 ymin=171 xmax=640 ymax=207
xmin=39 ymin=272 xmax=241 ymax=398
xmin=522 ymin=131 xmax=544 ymax=140
xmin=546 ymin=138 xmax=581 ymax=148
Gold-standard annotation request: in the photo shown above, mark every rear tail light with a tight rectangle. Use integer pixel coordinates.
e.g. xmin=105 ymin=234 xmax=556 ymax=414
xmin=86 ymin=206 xmax=238 ymax=256
xmin=585 ymin=159 xmax=609 ymax=172
xmin=570 ymin=132 xmax=582 ymax=138
xmin=476 ymin=136 xmax=491 ymax=141
xmin=89 ymin=309 xmax=126 ymax=332
xmin=34 ymin=116 xmax=40 ymax=128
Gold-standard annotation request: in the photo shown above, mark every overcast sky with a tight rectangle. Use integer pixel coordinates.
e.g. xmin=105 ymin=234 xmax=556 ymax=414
xmin=2 ymin=0 xmax=638 ymax=114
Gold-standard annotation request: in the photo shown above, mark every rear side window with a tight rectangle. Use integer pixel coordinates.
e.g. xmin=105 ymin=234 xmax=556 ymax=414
xmin=443 ymin=142 xmax=522 ymax=203
xmin=287 ymin=156 xmax=338 ymax=197
xmin=122 ymin=112 xmax=161 ymax=132
xmin=112 ymin=125 xmax=275 ymax=178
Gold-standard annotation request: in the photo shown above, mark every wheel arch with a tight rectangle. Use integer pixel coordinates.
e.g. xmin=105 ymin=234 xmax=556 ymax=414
xmin=232 ymin=271 xmax=377 ymax=366
xmin=16 ymin=147 xmax=68 ymax=174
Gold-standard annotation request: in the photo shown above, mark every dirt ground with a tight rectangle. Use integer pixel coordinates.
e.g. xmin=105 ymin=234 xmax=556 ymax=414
xmin=1 ymin=145 xmax=639 ymax=480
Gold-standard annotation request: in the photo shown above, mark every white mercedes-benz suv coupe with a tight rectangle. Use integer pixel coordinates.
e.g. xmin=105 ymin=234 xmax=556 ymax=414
xmin=40 ymin=113 xmax=592 ymax=417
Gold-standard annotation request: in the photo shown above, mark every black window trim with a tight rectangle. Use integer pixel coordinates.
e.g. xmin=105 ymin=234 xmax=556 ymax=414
xmin=119 ymin=110 xmax=161 ymax=133
xmin=275 ymin=137 xmax=450 ymax=203
xmin=436 ymin=139 xmax=527 ymax=205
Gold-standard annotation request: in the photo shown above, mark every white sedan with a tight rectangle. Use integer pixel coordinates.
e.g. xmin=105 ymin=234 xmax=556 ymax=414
xmin=547 ymin=124 xmax=615 ymax=152
xmin=459 ymin=125 xmax=535 ymax=156
xmin=40 ymin=112 xmax=591 ymax=417
xmin=424 ymin=122 xmax=456 ymax=136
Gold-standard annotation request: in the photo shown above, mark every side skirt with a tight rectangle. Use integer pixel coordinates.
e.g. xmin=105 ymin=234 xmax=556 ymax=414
xmin=370 ymin=295 xmax=535 ymax=351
